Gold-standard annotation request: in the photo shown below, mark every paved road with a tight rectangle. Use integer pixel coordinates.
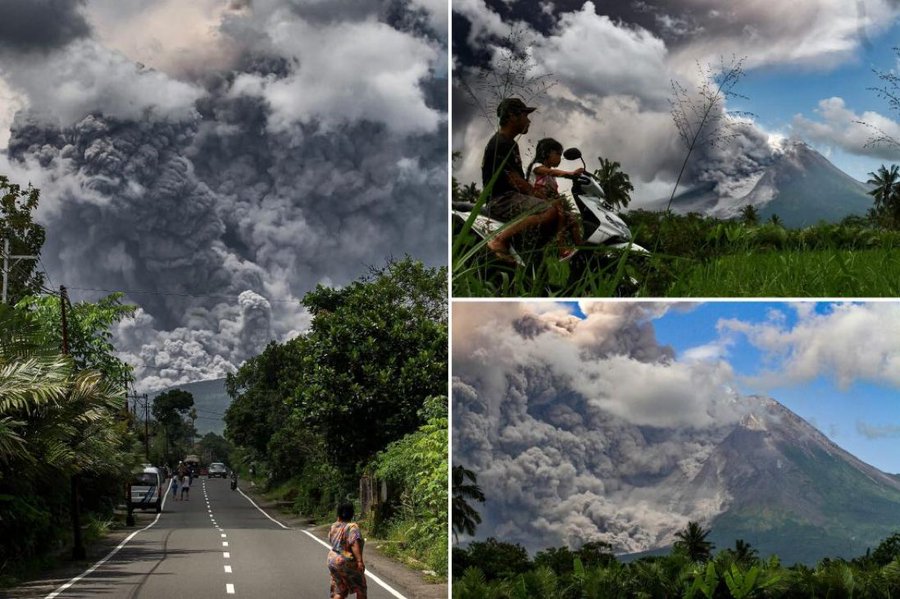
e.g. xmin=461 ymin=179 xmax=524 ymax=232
xmin=45 ymin=477 xmax=403 ymax=598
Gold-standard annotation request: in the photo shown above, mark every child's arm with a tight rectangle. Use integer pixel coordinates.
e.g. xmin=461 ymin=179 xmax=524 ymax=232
xmin=534 ymin=164 xmax=584 ymax=178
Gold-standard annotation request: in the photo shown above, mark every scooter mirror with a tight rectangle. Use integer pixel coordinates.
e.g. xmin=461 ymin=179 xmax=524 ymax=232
xmin=563 ymin=148 xmax=582 ymax=161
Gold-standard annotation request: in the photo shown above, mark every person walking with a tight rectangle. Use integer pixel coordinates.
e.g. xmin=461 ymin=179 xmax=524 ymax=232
xmin=171 ymin=470 xmax=180 ymax=500
xmin=327 ymin=502 xmax=367 ymax=599
xmin=180 ymin=472 xmax=190 ymax=501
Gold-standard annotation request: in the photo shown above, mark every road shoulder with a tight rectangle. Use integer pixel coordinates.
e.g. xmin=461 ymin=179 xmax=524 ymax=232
xmin=241 ymin=483 xmax=448 ymax=599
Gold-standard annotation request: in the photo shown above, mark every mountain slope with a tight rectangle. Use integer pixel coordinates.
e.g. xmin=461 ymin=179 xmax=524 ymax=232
xmin=679 ymin=397 xmax=900 ymax=564
xmin=652 ymin=142 xmax=874 ymax=227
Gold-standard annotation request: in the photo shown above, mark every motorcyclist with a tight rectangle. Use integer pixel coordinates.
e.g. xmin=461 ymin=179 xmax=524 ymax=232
xmin=230 ymin=470 xmax=238 ymax=491
xmin=480 ymin=97 xmax=568 ymax=264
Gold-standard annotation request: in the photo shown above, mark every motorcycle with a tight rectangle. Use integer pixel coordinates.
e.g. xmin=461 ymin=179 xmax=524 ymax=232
xmin=452 ymin=147 xmax=648 ymax=267
xmin=230 ymin=473 xmax=238 ymax=491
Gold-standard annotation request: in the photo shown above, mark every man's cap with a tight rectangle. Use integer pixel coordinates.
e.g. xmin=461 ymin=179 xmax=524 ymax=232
xmin=497 ymin=97 xmax=536 ymax=118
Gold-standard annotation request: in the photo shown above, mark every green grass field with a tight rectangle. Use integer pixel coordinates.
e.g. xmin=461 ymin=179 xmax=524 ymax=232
xmin=670 ymin=249 xmax=900 ymax=297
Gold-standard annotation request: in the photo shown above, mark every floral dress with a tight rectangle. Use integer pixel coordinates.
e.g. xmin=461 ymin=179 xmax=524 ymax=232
xmin=327 ymin=521 xmax=367 ymax=598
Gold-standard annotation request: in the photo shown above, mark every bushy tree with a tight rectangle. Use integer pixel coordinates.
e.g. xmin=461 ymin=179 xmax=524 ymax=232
xmin=0 ymin=175 xmax=45 ymax=305
xmin=291 ymin=258 xmax=447 ymax=469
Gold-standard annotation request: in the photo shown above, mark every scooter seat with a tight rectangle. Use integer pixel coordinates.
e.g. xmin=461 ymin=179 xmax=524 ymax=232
xmin=452 ymin=201 xmax=478 ymax=211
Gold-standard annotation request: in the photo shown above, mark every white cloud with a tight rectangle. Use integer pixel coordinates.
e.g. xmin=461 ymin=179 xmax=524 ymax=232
xmin=229 ymin=15 xmax=441 ymax=135
xmin=534 ymin=2 xmax=669 ymax=103
xmin=0 ymin=39 xmax=203 ymax=126
xmin=720 ymin=303 xmax=900 ymax=390
xmin=792 ymin=97 xmax=900 ymax=161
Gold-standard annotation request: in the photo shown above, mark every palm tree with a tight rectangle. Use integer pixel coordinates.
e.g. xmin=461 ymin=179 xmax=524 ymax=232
xmin=452 ymin=464 xmax=485 ymax=542
xmin=867 ymin=164 xmax=900 ymax=225
xmin=768 ymin=214 xmax=782 ymax=227
xmin=0 ymin=306 xmax=72 ymax=464
xmin=732 ymin=539 xmax=758 ymax=565
xmin=673 ymin=521 xmax=714 ymax=562
xmin=739 ymin=204 xmax=758 ymax=225
xmin=594 ymin=157 xmax=634 ymax=210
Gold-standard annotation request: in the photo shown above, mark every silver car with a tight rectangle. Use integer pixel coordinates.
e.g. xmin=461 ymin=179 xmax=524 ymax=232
xmin=208 ymin=462 xmax=228 ymax=478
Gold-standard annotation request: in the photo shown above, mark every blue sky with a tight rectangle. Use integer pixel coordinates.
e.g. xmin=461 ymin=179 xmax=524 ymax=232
xmin=648 ymin=302 xmax=900 ymax=474
xmin=737 ymin=20 xmax=900 ymax=181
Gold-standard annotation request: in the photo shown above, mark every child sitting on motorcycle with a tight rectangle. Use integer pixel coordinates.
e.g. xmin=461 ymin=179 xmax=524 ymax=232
xmin=526 ymin=137 xmax=585 ymax=260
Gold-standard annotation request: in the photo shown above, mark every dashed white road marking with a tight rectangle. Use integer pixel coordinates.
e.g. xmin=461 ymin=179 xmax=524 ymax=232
xmin=223 ymin=541 xmax=229 ymax=547
xmin=224 ymin=565 xmax=232 ymax=573
xmin=223 ymin=552 xmax=230 ymax=558
xmin=221 ymin=533 xmax=227 ymax=538
xmin=226 ymin=583 xmax=235 ymax=594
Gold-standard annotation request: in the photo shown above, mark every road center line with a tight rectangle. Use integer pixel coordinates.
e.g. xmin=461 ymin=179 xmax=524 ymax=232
xmin=223 ymin=552 xmax=230 ymax=558
xmin=226 ymin=583 xmax=235 ymax=594
xmin=234 ymin=486 xmax=408 ymax=599
xmin=224 ymin=565 xmax=232 ymax=573
xmin=45 ymin=478 xmax=174 ymax=599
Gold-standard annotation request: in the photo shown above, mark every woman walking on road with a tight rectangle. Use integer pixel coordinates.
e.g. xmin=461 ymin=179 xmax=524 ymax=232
xmin=327 ymin=502 xmax=367 ymax=599
xmin=171 ymin=471 xmax=180 ymax=500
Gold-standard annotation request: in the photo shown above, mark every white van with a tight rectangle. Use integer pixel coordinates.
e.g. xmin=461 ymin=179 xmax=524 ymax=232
xmin=129 ymin=466 xmax=163 ymax=513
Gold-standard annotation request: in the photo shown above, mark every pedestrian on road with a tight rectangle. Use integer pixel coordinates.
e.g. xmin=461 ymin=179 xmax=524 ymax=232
xmin=180 ymin=473 xmax=190 ymax=501
xmin=327 ymin=502 xmax=367 ymax=599
xmin=171 ymin=472 xmax=180 ymax=500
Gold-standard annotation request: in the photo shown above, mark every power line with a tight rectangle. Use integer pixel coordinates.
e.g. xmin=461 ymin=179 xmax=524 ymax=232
xmin=64 ymin=285 xmax=299 ymax=304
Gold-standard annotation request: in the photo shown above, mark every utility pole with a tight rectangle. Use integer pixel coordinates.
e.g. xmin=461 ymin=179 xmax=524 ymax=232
xmin=129 ymin=392 xmax=151 ymax=462
xmin=1 ymin=237 xmax=39 ymax=304
xmin=61 ymin=286 xmax=86 ymax=561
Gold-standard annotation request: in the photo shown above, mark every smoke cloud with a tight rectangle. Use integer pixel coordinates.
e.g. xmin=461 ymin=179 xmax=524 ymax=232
xmin=0 ymin=1 xmax=446 ymax=391
xmin=453 ymin=301 xmax=744 ymax=553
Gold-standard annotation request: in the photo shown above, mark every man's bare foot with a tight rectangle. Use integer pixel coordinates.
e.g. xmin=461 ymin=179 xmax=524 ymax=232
xmin=487 ymin=238 xmax=519 ymax=264
xmin=559 ymin=247 xmax=577 ymax=261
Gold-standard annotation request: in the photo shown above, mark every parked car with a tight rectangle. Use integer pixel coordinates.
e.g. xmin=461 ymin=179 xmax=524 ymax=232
xmin=208 ymin=462 xmax=228 ymax=478
xmin=129 ymin=466 xmax=162 ymax=513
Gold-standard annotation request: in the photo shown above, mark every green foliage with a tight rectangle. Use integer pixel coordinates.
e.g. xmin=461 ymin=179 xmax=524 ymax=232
xmin=0 ymin=298 xmax=135 ymax=579
xmin=18 ymin=293 xmax=135 ymax=386
xmin=674 ymin=522 xmax=714 ymax=563
xmin=222 ymin=259 xmax=447 ymax=578
xmin=0 ymin=174 xmax=45 ymax=305
xmin=291 ymin=258 xmax=447 ymax=469
xmin=371 ymin=396 xmax=447 ymax=575
xmin=152 ymin=389 xmax=194 ymax=462
xmin=867 ymin=164 xmax=900 ymax=227
xmin=872 ymin=533 xmax=900 ymax=567
xmin=455 ymin=538 xmax=532 ymax=581
xmin=452 ymin=464 xmax=485 ymax=541
xmin=594 ymin=156 xmax=634 ymax=210
xmin=195 ymin=432 xmax=233 ymax=464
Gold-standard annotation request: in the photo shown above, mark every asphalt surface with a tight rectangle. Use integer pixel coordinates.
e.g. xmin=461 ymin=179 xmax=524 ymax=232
xmin=41 ymin=477 xmax=403 ymax=598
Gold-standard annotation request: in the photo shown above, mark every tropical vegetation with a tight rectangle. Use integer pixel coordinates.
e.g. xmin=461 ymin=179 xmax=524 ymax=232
xmin=223 ymin=258 xmax=448 ymax=576
xmin=453 ymin=166 xmax=900 ymax=296
xmin=453 ymin=523 xmax=900 ymax=598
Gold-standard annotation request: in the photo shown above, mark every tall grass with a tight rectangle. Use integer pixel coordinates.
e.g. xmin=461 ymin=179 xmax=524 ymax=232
xmin=670 ymin=249 xmax=900 ymax=296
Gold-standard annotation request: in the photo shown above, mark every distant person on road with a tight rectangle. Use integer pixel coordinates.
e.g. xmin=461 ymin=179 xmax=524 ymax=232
xmin=327 ymin=502 xmax=366 ymax=599
xmin=180 ymin=473 xmax=190 ymax=501
xmin=171 ymin=473 xmax=180 ymax=500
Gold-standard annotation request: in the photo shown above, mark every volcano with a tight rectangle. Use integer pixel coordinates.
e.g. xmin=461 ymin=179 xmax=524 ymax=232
xmin=660 ymin=395 xmax=900 ymax=564
xmin=652 ymin=141 xmax=874 ymax=228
